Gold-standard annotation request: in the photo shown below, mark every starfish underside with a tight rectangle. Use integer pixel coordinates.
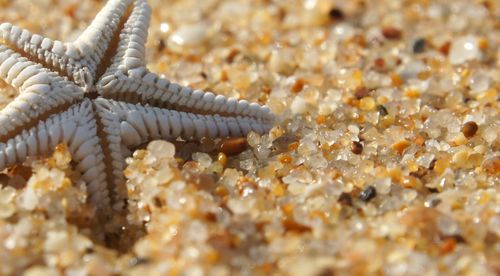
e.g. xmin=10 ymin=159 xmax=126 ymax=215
xmin=0 ymin=0 xmax=274 ymax=211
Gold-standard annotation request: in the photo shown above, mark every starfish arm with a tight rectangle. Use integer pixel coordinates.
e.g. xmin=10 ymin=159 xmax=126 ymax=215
xmin=0 ymin=99 xmax=109 ymax=208
xmin=0 ymin=46 xmax=84 ymax=140
xmin=93 ymin=97 xmax=273 ymax=206
xmin=0 ymin=0 xmax=135 ymax=90
xmin=97 ymin=0 xmax=275 ymax=125
xmin=97 ymin=0 xmax=151 ymax=93
xmin=74 ymin=0 xmax=133 ymax=78
xmin=103 ymin=0 xmax=151 ymax=71
xmin=0 ymin=23 xmax=92 ymax=88
xmin=96 ymin=98 xmax=273 ymax=146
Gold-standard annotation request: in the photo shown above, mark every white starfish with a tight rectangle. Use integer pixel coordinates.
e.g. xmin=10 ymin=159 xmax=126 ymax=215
xmin=0 ymin=0 xmax=274 ymax=211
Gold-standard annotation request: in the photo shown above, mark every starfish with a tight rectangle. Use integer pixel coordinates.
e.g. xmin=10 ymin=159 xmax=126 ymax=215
xmin=0 ymin=0 xmax=274 ymax=211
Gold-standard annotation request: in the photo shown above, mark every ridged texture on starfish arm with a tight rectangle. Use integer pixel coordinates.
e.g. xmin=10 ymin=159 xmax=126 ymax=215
xmin=0 ymin=99 xmax=109 ymax=206
xmin=0 ymin=0 xmax=133 ymax=90
xmin=98 ymin=0 xmax=275 ymax=125
xmin=0 ymin=46 xmax=84 ymax=139
xmin=0 ymin=0 xmax=275 ymax=212
xmin=73 ymin=0 xmax=133 ymax=82
xmin=0 ymin=23 xmax=93 ymax=89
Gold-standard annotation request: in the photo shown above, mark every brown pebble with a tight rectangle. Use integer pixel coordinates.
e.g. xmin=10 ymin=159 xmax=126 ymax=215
xmin=382 ymin=27 xmax=402 ymax=40
xmin=219 ymin=137 xmax=248 ymax=155
xmin=316 ymin=115 xmax=327 ymax=124
xmin=354 ymin=87 xmax=370 ymax=99
xmin=226 ymin=48 xmax=240 ymax=63
xmin=374 ymin=57 xmax=385 ymax=71
xmin=197 ymin=173 xmax=218 ymax=192
xmin=328 ymin=7 xmax=344 ymax=20
xmin=444 ymin=234 xmax=466 ymax=243
xmin=439 ymin=41 xmax=451 ymax=56
xmin=291 ymin=78 xmax=305 ymax=93
xmin=282 ymin=218 xmax=311 ymax=233
xmin=351 ymin=141 xmax=363 ymax=154
xmin=461 ymin=121 xmax=478 ymax=138
xmin=377 ymin=105 xmax=389 ymax=116
xmin=338 ymin=192 xmax=353 ymax=206
xmin=7 ymin=165 xmax=32 ymax=181
xmin=439 ymin=238 xmax=456 ymax=254
xmin=157 ymin=39 xmax=166 ymax=52
xmin=0 ymin=173 xmax=10 ymax=185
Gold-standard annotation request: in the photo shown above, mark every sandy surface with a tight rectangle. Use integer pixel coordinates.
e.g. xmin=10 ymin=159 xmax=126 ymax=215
xmin=0 ymin=0 xmax=498 ymax=275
